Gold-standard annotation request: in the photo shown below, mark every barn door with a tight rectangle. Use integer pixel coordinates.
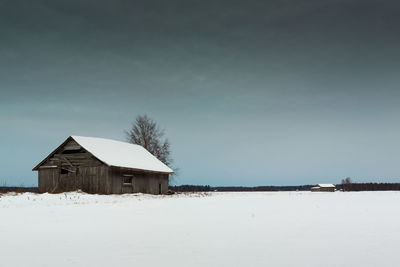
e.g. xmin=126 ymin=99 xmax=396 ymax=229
xmin=59 ymin=168 xmax=76 ymax=192
xmin=122 ymin=175 xmax=134 ymax=194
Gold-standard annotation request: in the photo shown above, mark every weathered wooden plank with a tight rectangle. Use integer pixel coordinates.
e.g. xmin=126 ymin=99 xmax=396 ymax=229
xmin=63 ymin=144 xmax=81 ymax=150
xmin=106 ymin=167 xmax=112 ymax=194
xmin=39 ymin=165 xmax=58 ymax=169
xmin=56 ymin=162 xmax=101 ymax=168
xmin=62 ymin=156 xmax=73 ymax=167
xmin=99 ymin=167 xmax=105 ymax=194
xmin=63 ymin=140 xmax=81 ymax=151
xmin=53 ymin=153 xmax=91 ymax=159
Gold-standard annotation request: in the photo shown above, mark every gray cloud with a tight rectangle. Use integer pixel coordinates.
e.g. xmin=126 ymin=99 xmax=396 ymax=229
xmin=1 ymin=0 xmax=400 ymax=186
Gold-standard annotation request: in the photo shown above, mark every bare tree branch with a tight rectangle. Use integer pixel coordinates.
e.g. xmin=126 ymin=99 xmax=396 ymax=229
xmin=125 ymin=115 xmax=176 ymax=172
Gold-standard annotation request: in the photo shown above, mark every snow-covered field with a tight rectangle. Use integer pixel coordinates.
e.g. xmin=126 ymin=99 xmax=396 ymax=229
xmin=0 ymin=191 xmax=399 ymax=267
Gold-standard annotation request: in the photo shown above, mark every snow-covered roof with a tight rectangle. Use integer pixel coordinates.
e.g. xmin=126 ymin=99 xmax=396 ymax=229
xmin=317 ymin=184 xmax=335 ymax=188
xmin=71 ymin=136 xmax=173 ymax=173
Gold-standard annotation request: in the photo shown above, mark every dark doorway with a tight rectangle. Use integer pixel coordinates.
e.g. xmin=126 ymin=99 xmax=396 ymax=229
xmin=159 ymin=183 xmax=162 ymax=194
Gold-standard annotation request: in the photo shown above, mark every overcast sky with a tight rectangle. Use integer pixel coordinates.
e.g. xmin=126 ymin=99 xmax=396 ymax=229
xmin=1 ymin=0 xmax=400 ymax=186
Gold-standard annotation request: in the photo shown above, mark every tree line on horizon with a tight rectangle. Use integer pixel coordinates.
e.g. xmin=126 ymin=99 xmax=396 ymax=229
xmin=1 ymin=183 xmax=400 ymax=193
xmin=169 ymin=185 xmax=317 ymax=192
xmin=170 ymin=183 xmax=400 ymax=192
xmin=341 ymin=183 xmax=400 ymax=191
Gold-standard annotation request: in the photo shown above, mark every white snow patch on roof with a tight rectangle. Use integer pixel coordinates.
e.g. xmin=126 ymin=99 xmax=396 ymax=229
xmin=71 ymin=136 xmax=173 ymax=173
xmin=317 ymin=184 xmax=335 ymax=188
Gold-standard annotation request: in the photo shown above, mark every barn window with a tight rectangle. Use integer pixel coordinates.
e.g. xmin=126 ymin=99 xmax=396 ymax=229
xmin=60 ymin=168 xmax=69 ymax=175
xmin=62 ymin=149 xmax=81 ymax=154
xmin=123 ymin=175 xmax=133 ymax=185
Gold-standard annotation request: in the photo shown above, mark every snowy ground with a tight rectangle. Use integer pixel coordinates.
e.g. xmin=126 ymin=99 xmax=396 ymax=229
xmin=0 ymin=191 xmax=399 ymax=267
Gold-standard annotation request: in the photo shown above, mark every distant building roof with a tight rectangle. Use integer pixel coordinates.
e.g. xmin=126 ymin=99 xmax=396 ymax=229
xmin=317 ymin=184 xmax=335 ymax=188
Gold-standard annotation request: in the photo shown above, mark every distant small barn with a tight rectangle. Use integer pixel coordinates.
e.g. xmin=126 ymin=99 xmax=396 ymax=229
xmin=311 ymin=184 xmax=336 ymax=192
xmin=33 ymin=136 xmax=174 ymax=194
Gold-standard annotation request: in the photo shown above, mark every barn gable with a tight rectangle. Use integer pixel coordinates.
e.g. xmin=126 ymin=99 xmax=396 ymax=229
xmin=32 ymin=137 xmax=104 ymax=171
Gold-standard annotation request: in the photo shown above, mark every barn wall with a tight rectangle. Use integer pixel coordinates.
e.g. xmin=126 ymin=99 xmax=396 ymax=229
xmin=38 ymin=165 xmax=169 ymax=194
xmin=74 ymin=166 xmax=111 ymax=194
xmin=110 ymin=167 xmax=169 ymax=194
xmin=311 ymin=187 xmax=335 ymax=192
xmin=319 ymin=187 xmax=335 ymax=192
xmin=38 ymin=168 xmax=59 ymax=193
xmin=38 ymin=166 xmax=111 ymax=194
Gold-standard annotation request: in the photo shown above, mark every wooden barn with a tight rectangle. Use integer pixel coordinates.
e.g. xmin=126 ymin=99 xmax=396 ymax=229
xmin=32 ymin=136 xmax=174 ymax=194
xmin=311 ymin=184 xmax=336 ymax=192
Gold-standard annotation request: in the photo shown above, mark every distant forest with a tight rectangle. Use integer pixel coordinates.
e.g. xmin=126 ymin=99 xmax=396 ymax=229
xmin=170 ymin=185 xmax=316 ymax=192
xmin=170 ymin=183 xmax=400 ymax=192
xmin=341 ymin=183 xmax=400 ymax=191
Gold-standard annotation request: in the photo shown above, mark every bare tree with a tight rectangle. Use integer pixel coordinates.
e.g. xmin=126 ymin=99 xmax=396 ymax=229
xmin=125 ymin=115 xmax=173 ymax=168
xmin=341 ymin=177 xmax=352 ymax=184
xmin=341 ymin=177 xmax=352 ymax=191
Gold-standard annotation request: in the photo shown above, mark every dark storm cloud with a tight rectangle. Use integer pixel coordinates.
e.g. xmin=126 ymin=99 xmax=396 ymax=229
xmin=1 ymin=0 xmax=400 ymax=186
xmin=2 ymin=0 xmax=399 ymax=91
